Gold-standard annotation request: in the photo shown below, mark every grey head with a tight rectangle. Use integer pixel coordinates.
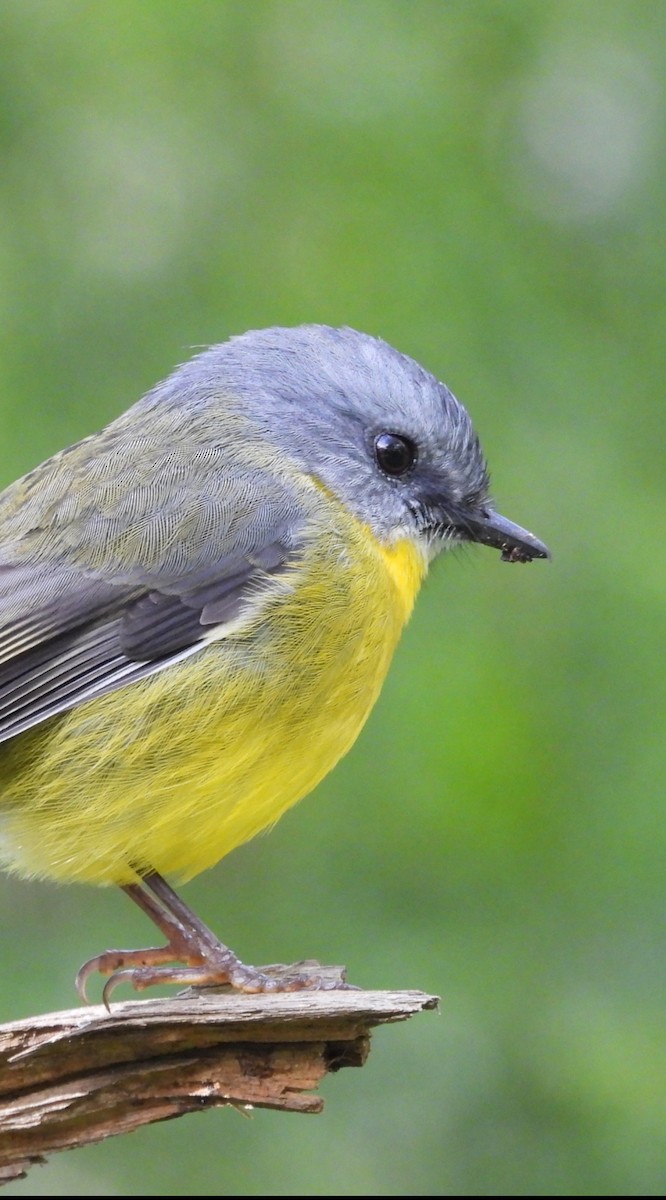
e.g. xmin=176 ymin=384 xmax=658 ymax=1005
xmin=158 ymin=325 xmax=549 ymax=563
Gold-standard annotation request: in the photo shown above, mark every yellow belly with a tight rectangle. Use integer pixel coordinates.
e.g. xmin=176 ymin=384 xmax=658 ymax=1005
xmin=0 ymin=514 xmax=426 ymax=885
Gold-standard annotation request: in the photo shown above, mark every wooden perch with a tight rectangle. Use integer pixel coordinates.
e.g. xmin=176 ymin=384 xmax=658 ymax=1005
xmin=0 ymin=963 xmax=438 ymax=1185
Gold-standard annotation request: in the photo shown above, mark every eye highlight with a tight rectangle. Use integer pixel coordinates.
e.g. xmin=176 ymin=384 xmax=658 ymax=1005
xmin=374 ymin=432 xmax=417 ymax=477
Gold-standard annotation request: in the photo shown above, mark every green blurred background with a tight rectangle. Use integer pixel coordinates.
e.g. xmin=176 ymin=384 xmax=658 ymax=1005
xmin=0 ymin=0 xmax=664 ymax=1194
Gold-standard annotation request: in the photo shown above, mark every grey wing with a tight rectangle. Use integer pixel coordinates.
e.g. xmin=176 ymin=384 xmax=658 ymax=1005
xmin=0 ymin=436 xmax=309 ymax=744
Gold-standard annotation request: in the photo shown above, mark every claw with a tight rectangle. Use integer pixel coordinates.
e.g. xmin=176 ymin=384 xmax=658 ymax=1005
xmin=75 ymin=962 xmax=91 ymax=1006
xmin=76 ymin=870 xmax=354 ymax=1006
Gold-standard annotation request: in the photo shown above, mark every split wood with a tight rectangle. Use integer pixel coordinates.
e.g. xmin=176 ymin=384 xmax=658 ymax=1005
xmin=0 ymin=964 xmax=438 ymax=1185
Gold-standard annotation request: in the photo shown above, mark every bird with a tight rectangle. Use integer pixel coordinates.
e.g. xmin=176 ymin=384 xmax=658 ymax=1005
xmin=0 ymin=324 xmax=549 ymax=1003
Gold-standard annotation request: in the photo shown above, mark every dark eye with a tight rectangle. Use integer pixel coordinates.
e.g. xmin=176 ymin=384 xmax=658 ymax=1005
xmin=374 ymin=432 xmax=417 ymax=477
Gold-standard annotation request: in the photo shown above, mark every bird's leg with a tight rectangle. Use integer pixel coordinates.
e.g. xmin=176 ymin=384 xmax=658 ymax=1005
xmin=75 ymin=875 xmax=208 ymax=1002
xmin=76 ymin=868 xmax=347 ymax=1006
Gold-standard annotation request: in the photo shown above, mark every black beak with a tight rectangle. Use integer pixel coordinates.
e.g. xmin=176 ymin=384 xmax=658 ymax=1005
xmin=459 ymin=509 xmax=550 ymax=563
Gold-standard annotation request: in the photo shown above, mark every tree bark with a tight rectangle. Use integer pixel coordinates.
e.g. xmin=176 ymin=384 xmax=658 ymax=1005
xmin=0 ymin=969 xmax=438 ymax=1184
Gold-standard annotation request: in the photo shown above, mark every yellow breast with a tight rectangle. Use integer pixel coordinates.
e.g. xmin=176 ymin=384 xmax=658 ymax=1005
xmin=0 ymin=509 xmax=427 ymax=886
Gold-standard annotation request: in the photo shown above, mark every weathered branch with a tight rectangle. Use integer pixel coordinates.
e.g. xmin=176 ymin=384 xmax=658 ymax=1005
xmin=0 ymin=964 xmax=438 ymax=1184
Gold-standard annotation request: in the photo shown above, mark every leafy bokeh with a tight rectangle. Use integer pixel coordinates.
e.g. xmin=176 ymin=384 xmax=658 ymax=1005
xmin=0 ymin=1 xmax=664 ymax=1195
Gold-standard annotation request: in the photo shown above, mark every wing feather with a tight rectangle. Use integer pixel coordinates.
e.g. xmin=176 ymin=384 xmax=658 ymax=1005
xmin=0 ymin=411 xmax=310 ymax=743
